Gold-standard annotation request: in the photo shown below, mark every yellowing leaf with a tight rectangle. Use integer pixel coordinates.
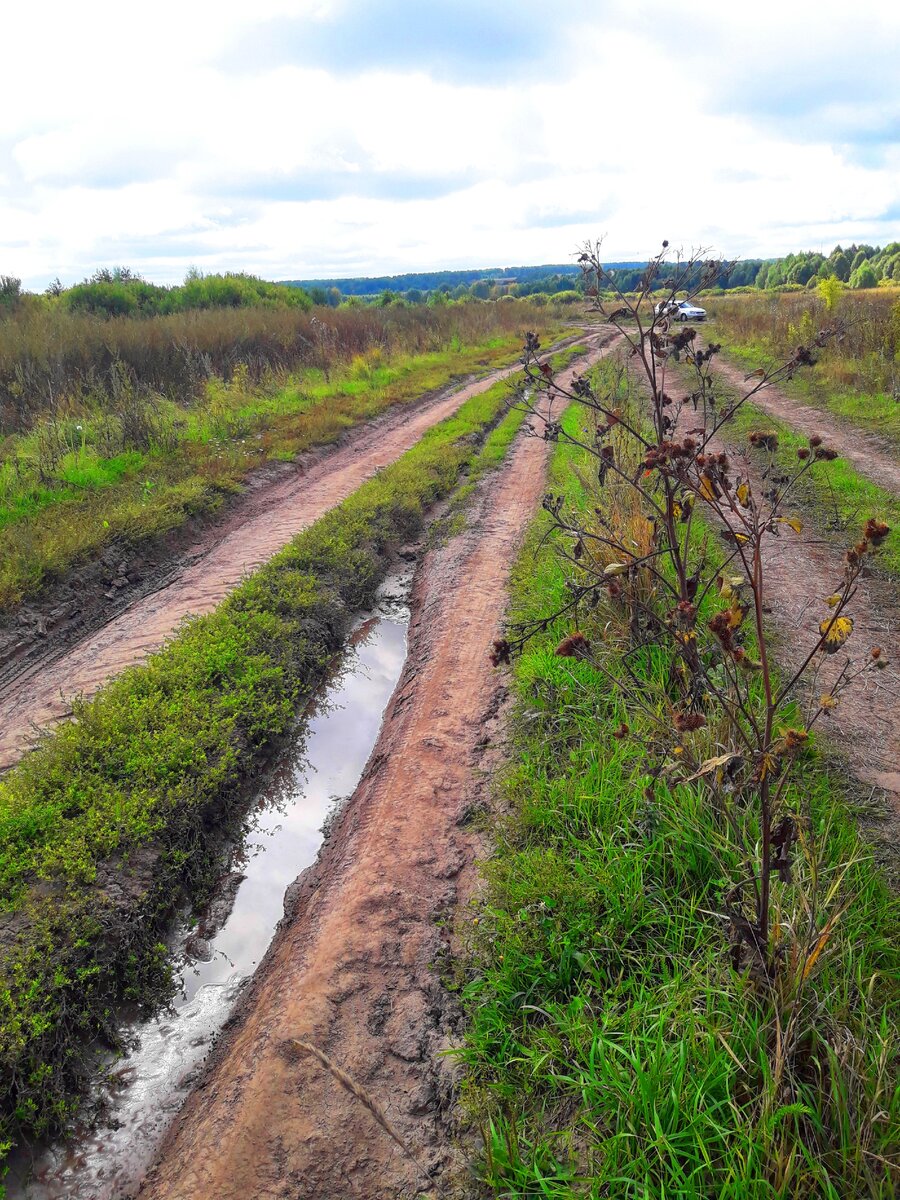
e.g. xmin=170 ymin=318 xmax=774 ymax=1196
xmin=819 ymin=615 xmax=854 ymax=653
xmin=819 ymin=693 xmax=838 ymax=710
xmin=825 ymin=593 xmax=842 ymax=608
xmin=604 ymin=562 xmax=630 ymax=577
xmin=778 ymin=516 xmax=803 ymax=534
xmin=683 ymin=752 xmax=742 ymax=783
xmin=736 ymin=481 xmax=751 ymax=507
xmin=726 ymin=600 xmax=748 ymax=630
xmin=718 ymin=575 xmax=745 ymax=600
xmin=699 ymin=474 xmax=717 ymax=502
xmin=757 ymin=752 xmax=779 ymax=782
xmin=802 ymin=912 xmax=845 ymax=982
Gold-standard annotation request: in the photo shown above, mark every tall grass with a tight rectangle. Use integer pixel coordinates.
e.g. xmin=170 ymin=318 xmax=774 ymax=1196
xmin=0 ymin=298 xmax=566 ymax=433
xmin=0 ymin=308 xmax=570 ymax=608
xmin=457 ymin=397 xmax=900 ymax=1198
xmin=707 ymin=289 xmax=900 ymax=442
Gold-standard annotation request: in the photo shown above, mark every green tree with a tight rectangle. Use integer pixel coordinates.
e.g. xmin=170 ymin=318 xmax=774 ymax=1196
xmin=0 ymin=275 xmax=22 ymax=312
xmin=817 ymin=274 xmax=843 ymax=310
xmin=851 ymin=263 xmax=878 ymax=289
xmin=829 ymin=251 xmax=851 ymax=282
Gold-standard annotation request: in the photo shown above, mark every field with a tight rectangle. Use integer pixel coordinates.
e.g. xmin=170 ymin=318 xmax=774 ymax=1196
xmin=0 ymin=276 xmax=898 ymax=1198
xmin=706 ymin=288 xmax=900 ymax=445
xmin=0 ymin=299 xmax=570 ymax=609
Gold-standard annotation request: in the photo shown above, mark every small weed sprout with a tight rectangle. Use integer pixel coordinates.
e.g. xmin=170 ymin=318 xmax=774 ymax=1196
xmin=504 ymin=241 xmax=889 ymax=988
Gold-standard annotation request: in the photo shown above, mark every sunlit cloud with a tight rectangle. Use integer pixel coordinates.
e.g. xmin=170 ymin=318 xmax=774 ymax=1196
xmin=1 ymin=0 xmax=897 ymax=288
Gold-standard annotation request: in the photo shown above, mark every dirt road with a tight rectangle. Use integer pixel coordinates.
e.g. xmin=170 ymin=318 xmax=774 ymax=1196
xmin=661 ymin=356 xmax=900 ymax=817
xmin=708 ymin=350 xmax=900 ymax=495
xmin=136 ymin=353 xmax=601 ymax=1200
xmin=0 ymin=337 xmax=602 ymax=772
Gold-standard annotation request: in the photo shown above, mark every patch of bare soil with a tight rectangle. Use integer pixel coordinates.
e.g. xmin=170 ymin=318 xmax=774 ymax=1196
xmin=646 ymin=356 xmax=900 ymax=818
xmin=708 ymin=349 xmax=900 ymax=495
xmin=136 ymin=352 xmax=606 ymax=1200
xmin=0 ymin=335 xmax=595 ymax=773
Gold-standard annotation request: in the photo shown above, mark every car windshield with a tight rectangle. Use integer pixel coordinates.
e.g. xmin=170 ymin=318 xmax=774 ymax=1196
xmin=679 ymin=301 xmax=699 ymax=308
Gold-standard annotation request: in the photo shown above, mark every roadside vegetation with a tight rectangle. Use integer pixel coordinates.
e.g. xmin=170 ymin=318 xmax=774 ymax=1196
xmin=707 ymin=288 xmax=900 ymax=446
xmin=0 ymin=301 xmax=570 ymax=608
xmin=459 ymin=250 xmax=899 ymax=1197
xmin=0 ymin=342 xmax=584 ymax=1175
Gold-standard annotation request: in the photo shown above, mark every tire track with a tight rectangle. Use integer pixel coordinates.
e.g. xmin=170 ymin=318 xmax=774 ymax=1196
xmin=633 ymin=351 xmax=900 ymax=818
xmin=0 ymin=334 xmax=611 ymax=773
xmin=707 ymin=347 xmax=900 ymax=495
xmin=135 ymin=350 xmax=610 ymax=1200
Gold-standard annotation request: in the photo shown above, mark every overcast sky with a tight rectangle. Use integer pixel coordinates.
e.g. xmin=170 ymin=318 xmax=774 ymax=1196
xmin=3 ymin=0 xmax=898 ymax=288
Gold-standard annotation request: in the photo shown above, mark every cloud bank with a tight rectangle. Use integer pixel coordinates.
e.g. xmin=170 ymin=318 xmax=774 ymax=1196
xmin=2 ymin=0 xmax=898 ymax=287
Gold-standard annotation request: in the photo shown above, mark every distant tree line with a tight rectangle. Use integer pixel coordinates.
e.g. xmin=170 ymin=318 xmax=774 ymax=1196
xmin=284 ymin=245 xmax=900 ymax=304
xmin=3 ymin=243 xmax=897 ymax=324
xmin=285 ymin=262 xmax=611 ymax=296
xmin=752 ymin=243 xmax=900 ymax=290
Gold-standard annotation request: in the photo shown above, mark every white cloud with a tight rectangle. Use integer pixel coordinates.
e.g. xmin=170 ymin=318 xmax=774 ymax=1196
xmin=1 ymin=0 xmax=898 ymax=287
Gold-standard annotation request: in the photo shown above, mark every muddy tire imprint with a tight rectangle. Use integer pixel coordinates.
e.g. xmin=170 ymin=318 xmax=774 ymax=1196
xmin=135 ymin=351 xmax=608 ymax=1200
xmin=708 ymin=349 xmax=900 ymax=495
xmin=638 ymin=354 xmax=900 ymax=817
xmin=0 ymin=334 xmax=602 ymax=773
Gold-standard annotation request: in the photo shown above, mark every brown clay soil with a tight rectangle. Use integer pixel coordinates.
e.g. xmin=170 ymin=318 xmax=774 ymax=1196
xmin=657 ymin=354 xmax=900 ymax=817
xmin=0 ymin=334 xmax=598 ymax=772
xmin=707 ymin=348 xmax=900 ymax=495
xmin=136 ymin=354 xmax=600 ymax=1200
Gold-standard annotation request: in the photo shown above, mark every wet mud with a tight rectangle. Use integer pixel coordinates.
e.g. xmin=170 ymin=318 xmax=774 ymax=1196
xmin=10 ymin=576 xmax=414 ymax=1199
xmin=135 ymin=353 xmax=603 ymax=1200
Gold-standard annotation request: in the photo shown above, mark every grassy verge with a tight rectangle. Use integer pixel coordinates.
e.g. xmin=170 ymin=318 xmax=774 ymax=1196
xmin=0 ymin=343 xmax=584 ymax=1168
xmin=456 ymin=401 xmax=899 ymax=1197
xmin=0 ymin=320 xmax=571 ymax=609
xmin=712 ymin=338 xmax=900 ymax=449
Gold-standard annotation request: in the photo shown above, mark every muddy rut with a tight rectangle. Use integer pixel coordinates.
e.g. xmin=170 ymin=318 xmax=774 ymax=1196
xmin=659 ymin=355 xmax=900 ymax=817
xmin=0 ymin=337 xmax=597 ymax=773
xmin=708 ymin=349 xmax=900 ymax=495
xmin=136 ymin=355 xmax=598 ymax=1200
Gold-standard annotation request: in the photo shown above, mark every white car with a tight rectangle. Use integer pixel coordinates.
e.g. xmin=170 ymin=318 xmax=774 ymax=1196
xmin=654 ymin=299 xmax=707 ymax=322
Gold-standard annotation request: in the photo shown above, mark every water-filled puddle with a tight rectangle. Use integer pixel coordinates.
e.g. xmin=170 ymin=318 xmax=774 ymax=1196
xmin=10 ymin=570 xmax=412 ymax=1200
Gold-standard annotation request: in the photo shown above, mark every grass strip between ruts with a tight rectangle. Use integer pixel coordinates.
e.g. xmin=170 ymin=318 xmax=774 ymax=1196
xmin=0 ymin=341 xmax=584 ymax=1169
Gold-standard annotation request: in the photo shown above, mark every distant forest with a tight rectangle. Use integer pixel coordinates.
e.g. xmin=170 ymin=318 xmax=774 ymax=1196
xmin=3 ymin=243 xmax=898 ymax=323
xmin=285 ymin=243 xmax=900 ymax=302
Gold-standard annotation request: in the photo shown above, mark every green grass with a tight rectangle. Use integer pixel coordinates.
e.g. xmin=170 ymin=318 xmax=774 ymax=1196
xmin=0 ymin=343 xmax=585 ymax=1170
xmin=0 ymin=321 xmax=571 ymax=609
xmin=713 ymin=338 xmax=900 ymax=449
xmin=456 ymin=403 xmax=900 ymax=1198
